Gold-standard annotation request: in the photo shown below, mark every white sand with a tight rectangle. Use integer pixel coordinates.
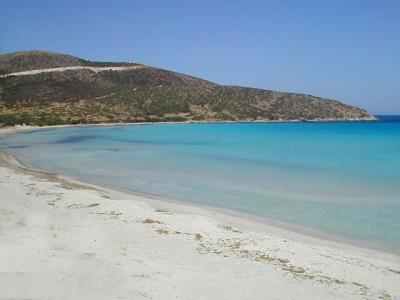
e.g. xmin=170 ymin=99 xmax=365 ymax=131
xmin=0 ymin=127 xmax=399 ymax=299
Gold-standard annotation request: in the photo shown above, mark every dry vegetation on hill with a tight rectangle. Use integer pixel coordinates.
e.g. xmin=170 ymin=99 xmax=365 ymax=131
xmin=0 ymin=51 xmax=374 ymax=126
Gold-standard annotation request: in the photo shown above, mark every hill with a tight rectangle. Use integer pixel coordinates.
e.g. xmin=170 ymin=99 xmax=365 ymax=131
xmin=0 ymin=51 xmax=374 ymax=126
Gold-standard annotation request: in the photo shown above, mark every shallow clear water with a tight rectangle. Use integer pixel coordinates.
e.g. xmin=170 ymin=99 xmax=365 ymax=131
xmin=1 ymin=116 xmax=400 ymax=253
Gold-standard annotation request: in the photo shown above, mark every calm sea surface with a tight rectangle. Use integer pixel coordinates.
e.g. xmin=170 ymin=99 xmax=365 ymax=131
xmin=1 ymin=116 xmax=400 ymax=253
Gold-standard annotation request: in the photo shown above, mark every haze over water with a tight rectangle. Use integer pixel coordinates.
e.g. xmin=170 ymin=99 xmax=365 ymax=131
xmin=2 ymin=117 xmax=400 ymax=253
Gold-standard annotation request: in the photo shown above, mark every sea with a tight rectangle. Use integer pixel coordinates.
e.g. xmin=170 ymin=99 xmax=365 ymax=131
xmin=1 ymin=115 xmax=400 ymax=253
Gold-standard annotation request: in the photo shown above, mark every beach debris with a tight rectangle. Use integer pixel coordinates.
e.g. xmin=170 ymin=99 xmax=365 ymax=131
xmin=142 ymin=218 xmax=163 ymax=224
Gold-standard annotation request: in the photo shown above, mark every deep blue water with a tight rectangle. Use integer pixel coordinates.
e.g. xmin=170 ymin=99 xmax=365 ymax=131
xmin=1 ymin=116 xmax=400 ymax=253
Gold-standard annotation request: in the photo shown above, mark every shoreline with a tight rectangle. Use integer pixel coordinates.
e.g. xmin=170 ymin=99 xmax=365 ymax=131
xmin=1 ymin=124 xmax=399 ymax=299
xmin=1 ymin=113 xmax=377 ymax=132
xmin=0 ymin=123 xmax=398 ymax=258
xmin=47 ymin=169 xmax=400 ymax=258
xmin=3 ymin=149 xmax=400 ymax=260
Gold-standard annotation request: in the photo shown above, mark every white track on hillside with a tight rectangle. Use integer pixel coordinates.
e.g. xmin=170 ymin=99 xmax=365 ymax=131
xmin=1 ymin=65 xmax=147 ymax=78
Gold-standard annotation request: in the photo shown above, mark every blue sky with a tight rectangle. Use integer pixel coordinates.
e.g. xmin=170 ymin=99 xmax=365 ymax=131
xmin=1 ymin=0 xmax=399 ymax=114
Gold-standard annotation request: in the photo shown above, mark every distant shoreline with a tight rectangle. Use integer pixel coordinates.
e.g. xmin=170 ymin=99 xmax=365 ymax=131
xmin=1 ymin=114 xmax=378 ymax=132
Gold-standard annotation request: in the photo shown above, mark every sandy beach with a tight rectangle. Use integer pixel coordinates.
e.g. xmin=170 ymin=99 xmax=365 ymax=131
xmin=0 ymin=126 xmax=399 ymax=299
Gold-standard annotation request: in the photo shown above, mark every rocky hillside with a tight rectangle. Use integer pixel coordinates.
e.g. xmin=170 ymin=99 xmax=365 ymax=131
xmin=0 ymin=51 xmax=374 ymax=126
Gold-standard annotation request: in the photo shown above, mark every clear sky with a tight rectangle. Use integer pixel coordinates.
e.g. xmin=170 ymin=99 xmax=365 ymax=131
xmin=1 ymin=0 xmax=399 ymax=114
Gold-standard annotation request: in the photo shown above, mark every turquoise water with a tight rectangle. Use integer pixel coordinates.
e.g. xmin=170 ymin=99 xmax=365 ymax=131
xmin=1 ymin=117 xmax=400 ymax=253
